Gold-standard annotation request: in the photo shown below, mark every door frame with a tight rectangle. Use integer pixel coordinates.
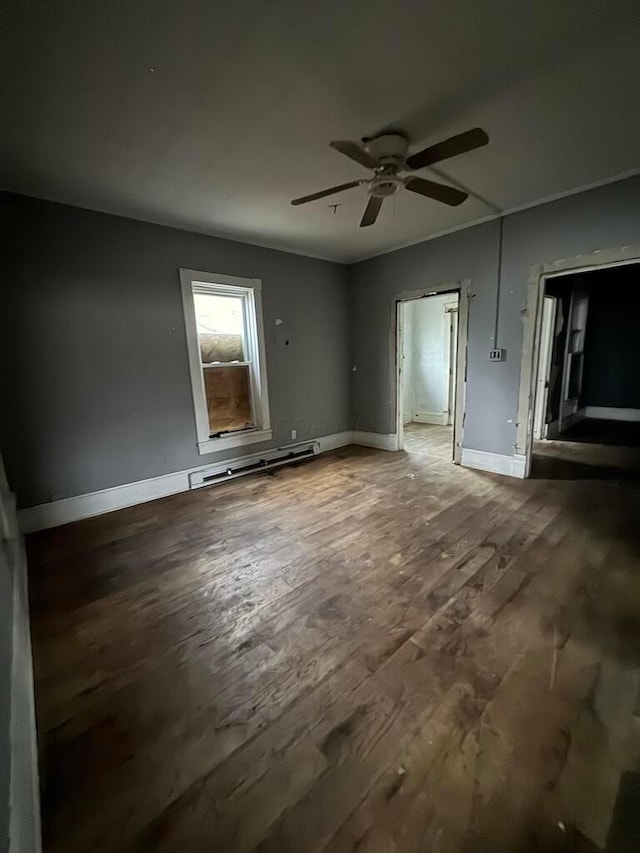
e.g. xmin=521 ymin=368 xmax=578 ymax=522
xmin=532 ymin=296 xmax=557 ymax=440
xmin=392 ymin=279 xmax=470 ymax=463
xmin=446 ymin=303 xmax=459 ymax=426
xmin=515 ymin=245 xmax=640 ymax=476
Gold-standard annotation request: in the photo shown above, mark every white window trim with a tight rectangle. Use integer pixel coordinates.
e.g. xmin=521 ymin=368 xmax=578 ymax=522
xmin=179 ymin=268 xmax=272 ymax=455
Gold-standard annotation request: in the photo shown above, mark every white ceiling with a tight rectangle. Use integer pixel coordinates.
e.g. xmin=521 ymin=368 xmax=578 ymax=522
xmin=1 ymin=0 xmax=639 ymax=263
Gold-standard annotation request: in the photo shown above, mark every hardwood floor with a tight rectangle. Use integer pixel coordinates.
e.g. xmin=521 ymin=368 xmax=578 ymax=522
xmin=533 ymin=421 xmax=640 ymax=481
xmin=27 ymin=445 xmax=640 ymax=852
xmin=554 ymin=419 xmax=640 ymax=449
xmin=403 ymin=423 xmax=453 ymax=459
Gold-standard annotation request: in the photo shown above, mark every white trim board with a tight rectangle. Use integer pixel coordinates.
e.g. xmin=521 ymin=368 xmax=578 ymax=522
xmin=412 ymin=412 xmax=449 ymax=426
xmin=1 ymin=451 xmax=42 ymax=853
xmin=515 ymin=244 xmax=640 ymax=478
xmin=461 ymin=448 xmax=527 ymax=479
xmin=584 ymin=406 xmax=640 ymax=423
xmin=179 ymin=269 xmax=272 ymax=456
xmin=393 ymin=282 xmax=468 ymax=465
xmin=351 ymin=431 xmax=399 ymax=451
xmin=18 ymin=431 xmax=531 ymax=532
xmin=9 ymin=538 xmax=42 ymax=853
xmin=18 ymin=469 xmax=191 ymax=533
xmin=17 ymin=431 xmax=357 ymax=533
xmin=315 ymin=431 xmax=354 ymax=452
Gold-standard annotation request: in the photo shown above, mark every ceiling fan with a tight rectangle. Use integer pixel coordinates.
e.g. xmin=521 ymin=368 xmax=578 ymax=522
xmin=291 ymin=127 xmax=489 ymax=227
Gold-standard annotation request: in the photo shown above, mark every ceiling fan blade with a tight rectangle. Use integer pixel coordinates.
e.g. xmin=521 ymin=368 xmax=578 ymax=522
xmin=330 ymin=140 xmax=378 ymax=170
xmin=291 ymin=180 xmax=362 ymax=206
xmin=404 ymin=177 xmax=468 ymax=206
xmin=360 ymin=195 xmax=383 ymax=227
xmin=406 ymin=127 xmax=489 ymax=170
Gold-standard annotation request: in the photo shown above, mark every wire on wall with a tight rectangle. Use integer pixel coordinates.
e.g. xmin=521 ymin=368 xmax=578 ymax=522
xmin=494 ymin=216 xmax=504 ymax=347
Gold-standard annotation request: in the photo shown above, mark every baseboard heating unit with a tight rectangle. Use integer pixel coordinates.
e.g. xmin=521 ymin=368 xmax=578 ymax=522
xmin=188 ymin=440 xmax=320 ymax=489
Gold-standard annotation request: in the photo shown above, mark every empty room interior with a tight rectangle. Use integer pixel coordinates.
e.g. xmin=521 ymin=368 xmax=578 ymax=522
xmin=399 ymin=291 xmax=460 ymax=461
xmin=1 ymin=2 xmax=640 ymax=852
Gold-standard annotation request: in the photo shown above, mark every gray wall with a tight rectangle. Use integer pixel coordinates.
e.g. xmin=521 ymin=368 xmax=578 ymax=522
xmin=2 ymin=177 xmax=639 ymax=509
xmin=0 ymin=193 xmax=351 ymax=508
xmin=350 ymin=175 xmax=640 ymax=456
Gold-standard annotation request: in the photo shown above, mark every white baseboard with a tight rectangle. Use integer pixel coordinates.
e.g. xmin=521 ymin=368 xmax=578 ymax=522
xmin=9 ymin=538 xmax=42 ymax=853
xmin=351 ymin=431 xmax=399 ymax=451
xmin=584 ymin=406 xmax=640 ymax=423
xmin=18 ymin=431 xmax=357 ymax=533
xmin=461 ymin=448 xmax=527 ymax=479
xmin=18 ymin=469 xmax=191 ymax=534
xmin=412 ymin=412 xmax=448 ymax=426
xmin=315 ymin=431 xmax=354 ymax=452
xmin=19 ymin=432 xmax=533 ymax=532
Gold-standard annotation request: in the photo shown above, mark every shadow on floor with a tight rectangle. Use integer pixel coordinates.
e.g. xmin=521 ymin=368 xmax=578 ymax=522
xmin=531 ymin=454 xmax=640 ymax=481
xmin=531 ymin=419 xmax=640 ymax=481
xmin=556 ymin=420 xmax=640 ymax=449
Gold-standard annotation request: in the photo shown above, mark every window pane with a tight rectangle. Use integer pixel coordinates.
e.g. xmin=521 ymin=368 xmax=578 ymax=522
xmin=194 ymin=292 xmax=245 ymax=363
xmin=203 ymin=365 xmax=253 ymax=434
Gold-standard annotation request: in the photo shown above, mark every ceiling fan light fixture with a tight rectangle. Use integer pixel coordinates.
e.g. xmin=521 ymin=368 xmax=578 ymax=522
xmin=369 ymin=175 xmax=402 ymax=197
xmin=291 ymin=126 xmax=488 ymax=226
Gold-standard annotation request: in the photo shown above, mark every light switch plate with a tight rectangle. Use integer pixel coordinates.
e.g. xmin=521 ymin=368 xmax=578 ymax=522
xmin=489 ymin=348 xmax=505 ymax=362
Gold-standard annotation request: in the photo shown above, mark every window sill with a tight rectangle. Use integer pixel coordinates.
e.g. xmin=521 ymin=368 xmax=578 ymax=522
xmin=197 ymin=428 xmax=273 ymax=455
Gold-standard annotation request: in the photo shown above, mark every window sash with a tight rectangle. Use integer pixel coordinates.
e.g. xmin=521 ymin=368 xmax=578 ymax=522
xmin=194 ymin=287 xmax=258 ymax=435
xmin=202 ymin=363 xmax=254 ymax=435
xmin=194 ymin=286 xmax=258 ymax=437
xmin=195 ymin=291 xmax=247 ymax=364
xmin=180 ymin=269 xmax=271 ymax=454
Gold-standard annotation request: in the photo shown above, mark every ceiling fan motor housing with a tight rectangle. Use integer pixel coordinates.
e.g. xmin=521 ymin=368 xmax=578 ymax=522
xmin=366 ymin=133 xmax=409 ymax=197
xmin=366 ymin=133 xmax=409 ymax=166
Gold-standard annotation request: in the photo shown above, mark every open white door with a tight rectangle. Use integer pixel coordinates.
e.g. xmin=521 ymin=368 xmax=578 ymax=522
xmin=533 ymin=296 xmax=557 ymax=439
xmin=559 ymin=291 xmax=589 ymax=433
xmin=446 ymin=304 xmax=459 ymax=426
xmin=396 ymin=300 xmax=406 ymax=450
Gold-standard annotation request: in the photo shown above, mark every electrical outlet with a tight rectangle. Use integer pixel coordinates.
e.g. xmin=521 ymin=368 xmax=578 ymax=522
xmin=291 ymin=429 xmax=297 ymax=439
xmin=489 ymin=348 xmax=505 ymax=362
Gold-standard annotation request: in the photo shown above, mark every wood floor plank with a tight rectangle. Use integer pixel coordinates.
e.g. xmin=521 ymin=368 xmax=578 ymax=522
xmin=29 ymin=436 xmax=640 ymax=853
xmin=131 ymin=736 xmax=328 ymax=853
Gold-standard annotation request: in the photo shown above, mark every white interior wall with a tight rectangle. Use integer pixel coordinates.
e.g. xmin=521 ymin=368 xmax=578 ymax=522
xmin=402 ymin=305 xmax=415 ymax=423
xmin=404 ymin=293 xmax=458 ymax=425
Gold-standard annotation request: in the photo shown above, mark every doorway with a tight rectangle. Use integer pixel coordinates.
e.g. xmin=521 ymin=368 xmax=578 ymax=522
xmin=396 ymin=289 xmax=463 ymax=461
xmin=527 ymin=260 xmax=640 ymax=479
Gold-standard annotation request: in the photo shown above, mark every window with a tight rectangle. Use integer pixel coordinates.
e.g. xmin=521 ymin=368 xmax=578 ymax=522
xmin=180 ymin=269 xmax=271 ymax=454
